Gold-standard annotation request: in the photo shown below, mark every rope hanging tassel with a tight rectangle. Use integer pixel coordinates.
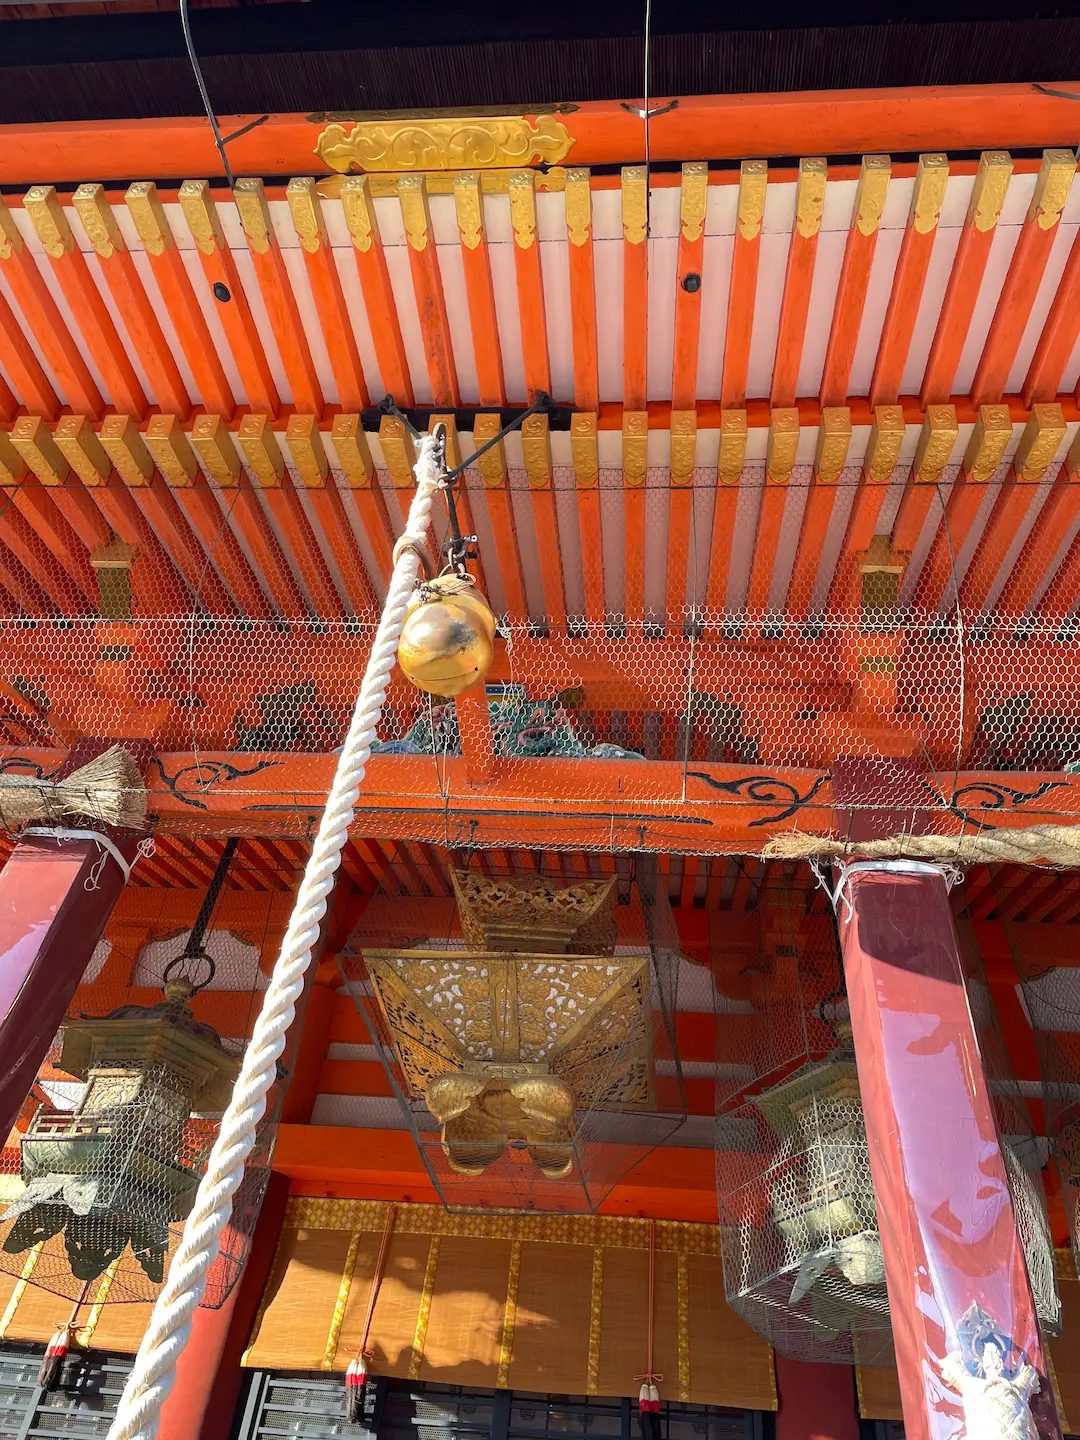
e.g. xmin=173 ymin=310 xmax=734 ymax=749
xmin=106 ymin=437 xmax=444 ymax=1440
xmin=0 ymin=746 xmax=146 ymax=832
xmin=635 ymin=1220 xmax=663 ymax=1440
xmin=346 ymin=1203 xmax=396 ymax=1426
xmin=762 ymin=821 xmax=1080 ymax=869
xmin=38 ymin=1321 xmax=75 ymax=1393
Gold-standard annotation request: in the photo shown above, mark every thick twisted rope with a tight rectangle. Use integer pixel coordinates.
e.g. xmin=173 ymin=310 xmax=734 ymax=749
xmin=762 ymin=822 xmax=1080 ymax=868
xmin=106 ymin=435 xmax=442 ymax=1440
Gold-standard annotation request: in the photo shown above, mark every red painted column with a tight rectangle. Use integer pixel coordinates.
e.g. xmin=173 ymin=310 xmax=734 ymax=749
xmin=0 ymin=832 xmax=141 ymax=1142
xmin=834 ymin=858 xmax=1061 ymax=1440
xmin=158 ymin=1171 xmax=289 ymax=1440
xmin=774 ymin=1355 xmax=859 ymax=1440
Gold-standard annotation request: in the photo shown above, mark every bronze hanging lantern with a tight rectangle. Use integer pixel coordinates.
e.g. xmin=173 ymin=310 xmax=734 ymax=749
xmin=1 ymin=841 xmax=240 ymax=1286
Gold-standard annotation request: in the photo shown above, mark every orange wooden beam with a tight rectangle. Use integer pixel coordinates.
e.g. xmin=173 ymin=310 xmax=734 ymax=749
xmin=1025 ymin=223 xmax=1080 ymax=406
xmin=959 ymin=404 xmax=1066 ymax=615
xmin=286 ymin=178 xmax=369 ymax=413
xmin=819 ymin=156 xmax=891 ymax=407
xmin=453 ymin=173 xmax=505 ymax=408
xmin=672 ymin=163 xmax=707 ymax=411
xmin=785 ymin=407 xmax=850 ymax=623
xmin=869 ymin=154 xmax=948 ymax=408
xmin=125 ymin=181 xmax=237 ymax=419
xmin=622 ymin=412 xmax=646 ymax=627
xmin=721 ymin=161 xmax=766 ymax=411
xmin=22 ymin=187 xmax=148 ymax=419
xmin=0 ymin=201 xmax=104 ymax=419
xmin=565 ymin=168 xmax=599 ymax=413
xmin=771 ymin=158 xmax=826 ymax=409
xmin=340 ymin=176 xmax=413 ymax=407
xmin=474 ymin=412 xmax=527 ymax=619
xmin=971 ymin=150 xmax=1077 ymax=408
xmin=824 ymin=404 xmax=904 ymax=611
xmin=622 ymin=166 xmax=648 ymax=413
xmin=888 ymin=404 xmax=958 ymax=555
xmin=178 ymin=181 xmax=280 ymax=417
xmin=5 ymin=88 xmax=1080 ymax=183
xmin=397 ymin=175 xmax=459 ymax=408
xmin=143 ymin=415 xmax=276 ymax=621
xmin=996 ymin=448 xmax=1080 ymax=618
xmin=234 ymin=178 xmax=324 ymax=417
xmin=746 ymin=410 xmax=799 ymax=624
xmin=0 ymin=287 xmax=58 ymax=422
xmin=72 ymin=184 xmax=191 ymax=420
xmin=330 ymin=414 xmax=396 ymax=590
xmin=666 ymin=410 xmax=697 ymax=622
xmin=571 ymin=414 xmax=605 ymax=625
xmin=285 ymin=415 xmax=377 ymax=617
xmin=509 ymin=171 xmax=551 ymax=401
xmin=706 ymin=411 xmax=748 ymax=620
xmin=522 ymin=413 xmax=566 ymax=629
xmin=921 ymin=152 xmax=1013 ymax=407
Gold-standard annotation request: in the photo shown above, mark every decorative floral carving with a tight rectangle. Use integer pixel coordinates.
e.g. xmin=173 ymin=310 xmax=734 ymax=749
xmin=314 ymin=114 xmax=573 ymax=174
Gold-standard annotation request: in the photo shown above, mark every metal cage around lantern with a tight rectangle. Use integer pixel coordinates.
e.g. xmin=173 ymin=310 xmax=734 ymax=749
xmin=714 ymin=873 xmax=1060 ymax=1366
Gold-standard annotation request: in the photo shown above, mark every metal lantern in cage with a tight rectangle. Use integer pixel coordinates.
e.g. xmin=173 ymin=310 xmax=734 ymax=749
xmin=1 ymin=981 xmax=237 ymax=1284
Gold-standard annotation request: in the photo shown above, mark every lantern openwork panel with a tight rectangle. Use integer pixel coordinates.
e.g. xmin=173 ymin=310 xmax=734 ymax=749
xmin=339 ymin=856 xmax=687 ymax=1213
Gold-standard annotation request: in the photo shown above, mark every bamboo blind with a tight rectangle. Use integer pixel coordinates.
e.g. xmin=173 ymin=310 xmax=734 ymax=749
xmin=241 ymin=1199 xmax=778 ymax=1409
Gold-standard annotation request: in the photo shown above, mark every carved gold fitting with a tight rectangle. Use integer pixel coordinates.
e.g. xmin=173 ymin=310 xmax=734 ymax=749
xmin=911 ymin=154 xmax=949 ymax=235
xmin=718 ymin=409 xmax=748 ymax=486
xmin=854 ymin=156 xmax=891 ymax=237
xmin=571 ymin=413 xmax=599 ymax=489
xmin=397 ymin=175 xmax=431 ymax=253
xmin=969 ymin=152 xmax=1012 ymax=233
xmin=286 ymin=416 xmax=329 ymax=487
xmin=145 ymin=416 xmax=198 ymax=487
xmin=24 ymin=186 xmax=74 ymax=261
xmin=191 ymin=415 xmax=241 ymax=485
xmin=622 ymin=167 xmax=647 ymax=246
xmin=179 ymin=181 xmax=225 ymax=257
xmin=379 ymin=415 xmax=417 ymax=489
xmin=233 ymin=178 xmax=274 ymax=255
xmin=963 ymin=405 xmax=1013 ymax=483
xmin=509 ymin=172 xmax=538 ymax=249
xmin=286 ymin=178 xmax=327 ymax=254
xmin=670 ymin=410 xmax=697 ymax=487
xmin=125 ymin=181 xmax=173 ymax=256
xmin=815 ymin=407 xmax=852 ymax=484
xmin=766 ymin=408 xmax=800 ymax=484
xmin=331 ymin=415 xmax=374 ymax=487
xmin=912 ymin=405 xmax=959 ymax=484
xmin=473 ymin=413 xmax=507 ymax=487
xmin=454 ymin=173 xmax=484 ymax=250
xmin=864 ymin=405 xmax=906 ymax=484
xmin=622 ymin=411 xmax=648 ymax=488
xmin=737 ymin=160 xmax=768 ymax=243
xmin=521 ymin=413 xmax=553 ymax=489
xmin=795 ymin=158 xmax=827 ymax=240
xmin=565 ymin=168 xmax=591 ymax=247
xmin=11 ymin=417 xmax=69 ymax=486
xmin=1014 ymin=403 xmax=1067 ymax=482
xmin=237 ymin=415 xmax=285 ymax=487
xmin=0 ymin=202 xmax=24 ymax=261
xmin=680 ymin=162 xmax=708 ymax=245
xmin=313 ymin=113 xmax=573 ymax=175
xmin=0 ymin=430 xmax=26 ymax=486
xmin=99 ymin=416 xmax=154 ymax=488
xmin=340 ymin=175 xmax=378 ymax=253
xmin=54 ymin=417 xmax=110 ymax=486
xmin=73 ymin=184 xmax=125 ymax=260
xmin=1030 ymin=150 xmax=1076 ymax=231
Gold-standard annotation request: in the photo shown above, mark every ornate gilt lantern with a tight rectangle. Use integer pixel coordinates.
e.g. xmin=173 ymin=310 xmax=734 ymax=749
xmin=2 ymin=981 xmax=237 ymax=1283
xmin=363 ymin=868 xmax=652 ymax=1185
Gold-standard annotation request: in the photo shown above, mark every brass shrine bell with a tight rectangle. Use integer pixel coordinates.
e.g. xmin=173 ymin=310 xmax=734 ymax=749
xmin=397 ymin=576 xmax=497 ymax=698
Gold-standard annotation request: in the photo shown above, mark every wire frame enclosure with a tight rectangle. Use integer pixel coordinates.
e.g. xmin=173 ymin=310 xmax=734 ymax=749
xmin=714 ymin=872 xmax=1058 ymax=1365
xmin=0 ymin=874 xmax=283 ymax=1308
xmin=337 ymin=852 xmax=687 ymax=1214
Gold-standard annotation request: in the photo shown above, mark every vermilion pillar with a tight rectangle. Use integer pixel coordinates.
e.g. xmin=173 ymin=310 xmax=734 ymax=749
xmin=0 ymin=832 xmax=141 ymax=1142
xmin=775 ymin=1355 xmax=859 ymax=1440
xmin=834 ymin=858 xmax=1060 ymax=1440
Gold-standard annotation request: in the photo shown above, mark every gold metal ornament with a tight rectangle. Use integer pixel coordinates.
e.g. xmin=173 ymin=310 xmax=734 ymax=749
xmin=397 ymin=576 xmax=497 ymax=698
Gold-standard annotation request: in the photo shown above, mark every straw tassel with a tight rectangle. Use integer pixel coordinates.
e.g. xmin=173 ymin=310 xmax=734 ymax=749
xmin=345 ymin=1352 xmax=368 ymax=1425
xmin=0 ymin=745 xmax=146 ymax=831
xmin=38 ymin=1321 xmax=74 ymax=1392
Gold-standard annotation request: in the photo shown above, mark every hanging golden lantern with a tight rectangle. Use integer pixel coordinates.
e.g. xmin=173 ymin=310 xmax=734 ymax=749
xmin=397 ymin=575 xmax=496 ymax=698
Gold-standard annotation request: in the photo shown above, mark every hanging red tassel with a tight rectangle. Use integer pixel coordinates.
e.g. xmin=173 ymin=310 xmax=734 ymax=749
xmin=38 ymin=1322 xmax=73 ymax=1393
xmin=637 ymin=1382 xmax=661 ymax=1440
xmin=345 ymin=1352 xmax=368 ymax=1426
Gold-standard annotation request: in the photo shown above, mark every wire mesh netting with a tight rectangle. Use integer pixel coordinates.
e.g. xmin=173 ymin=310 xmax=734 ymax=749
xmin=0 ymin=870 xmax=283 ymax=1307
xmin=713 ymin=873 xmax=1059 ymax=1365
xmin=336 ymin=852 xmax=687 ymax=1213
xmin=2 ymin=466 xmax=1080 ymax=854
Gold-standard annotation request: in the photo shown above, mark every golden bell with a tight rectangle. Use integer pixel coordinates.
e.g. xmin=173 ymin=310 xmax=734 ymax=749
xmin=397 ymin=577 xmax=497 ymax=698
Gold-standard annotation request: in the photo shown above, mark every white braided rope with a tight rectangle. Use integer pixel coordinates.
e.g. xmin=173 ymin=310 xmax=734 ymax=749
xmin=106 ymin=435 xmax=442 ymax=1440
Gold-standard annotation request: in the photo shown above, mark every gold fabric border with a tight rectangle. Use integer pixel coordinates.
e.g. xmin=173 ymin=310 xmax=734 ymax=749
xmin=284 ymin=1198 xmax=721 ymax=1255
xmin=409 ymin=1236 xmax=441 ymax=1380
xmin=677 ymin=1253 xmax=690 ymax=1402
xmin=0 ymin=1245 xmax=41 ymax=1340
xmin=586 ymin=1247 xmax=604 ymax=1396
xmin=497 ymin=1239 xmax=521 ymax=1389
xmin=323 ymin=1230 xmax=362 ymax=1370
